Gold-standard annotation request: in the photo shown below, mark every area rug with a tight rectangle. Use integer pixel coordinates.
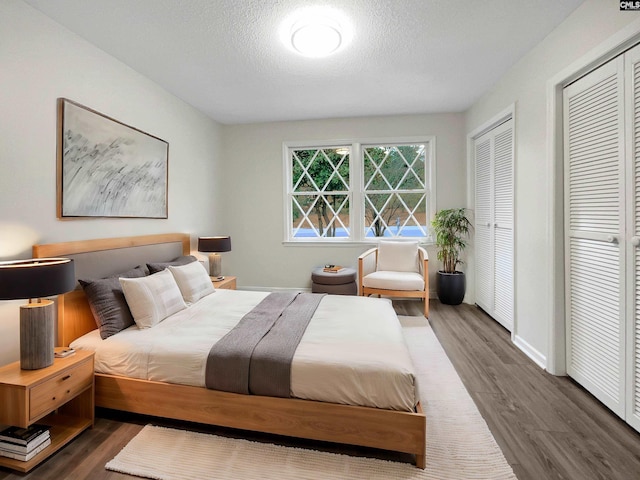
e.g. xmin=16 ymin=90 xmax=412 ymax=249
xmin=105 ymin=316 xmax=516 ymax=480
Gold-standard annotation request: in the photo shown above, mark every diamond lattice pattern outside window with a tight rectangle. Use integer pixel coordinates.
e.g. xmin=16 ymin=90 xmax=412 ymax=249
xmin=363 ymin=144 xmax=428 ymax=238
xmin=291 ymin=148 xmax=350 ymax=238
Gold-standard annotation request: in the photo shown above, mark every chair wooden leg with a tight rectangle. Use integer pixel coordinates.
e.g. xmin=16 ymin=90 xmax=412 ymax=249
xmin=424 ymin=297 xmax=429 ymax=318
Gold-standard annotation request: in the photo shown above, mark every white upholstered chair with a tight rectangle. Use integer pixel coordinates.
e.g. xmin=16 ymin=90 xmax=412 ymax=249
xmin=358 ymin=241 xmax=429 ymax=317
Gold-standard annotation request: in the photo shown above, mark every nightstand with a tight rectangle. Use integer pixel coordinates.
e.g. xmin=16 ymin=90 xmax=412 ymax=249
xmin=0 ymin=349 xmax=94 ymax=472
xmin=211 ymin=275 xmax=237 ymax=290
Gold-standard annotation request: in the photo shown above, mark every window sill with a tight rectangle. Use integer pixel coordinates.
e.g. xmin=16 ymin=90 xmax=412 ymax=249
xmin=282 ymin=238 xmax=434 ymax=247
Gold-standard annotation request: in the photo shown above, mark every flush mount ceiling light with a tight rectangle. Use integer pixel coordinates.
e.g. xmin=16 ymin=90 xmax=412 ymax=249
xmin=280 ymin=7 xmax=352 ymax=58
xmin=291 ymin=17 xmax=342 ymax=57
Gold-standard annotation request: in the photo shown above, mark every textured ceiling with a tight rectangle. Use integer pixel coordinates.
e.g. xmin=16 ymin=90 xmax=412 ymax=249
xmin=24 ymin=0 xmax=584 ymax=125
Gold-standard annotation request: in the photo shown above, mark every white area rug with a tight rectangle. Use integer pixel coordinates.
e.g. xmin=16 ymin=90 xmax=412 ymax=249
xmin=106 ymin=316 xmax=516 ymax=479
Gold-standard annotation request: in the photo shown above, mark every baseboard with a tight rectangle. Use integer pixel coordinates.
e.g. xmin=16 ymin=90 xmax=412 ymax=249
xmin=513 ymin=334 xmax=547 ymax=370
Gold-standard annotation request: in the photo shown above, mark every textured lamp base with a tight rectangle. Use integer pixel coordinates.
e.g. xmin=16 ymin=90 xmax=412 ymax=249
xmin=20 ymin=300 xmax=55 ymax=370
xmin=209 ymin=253 xmax=222 ymax=277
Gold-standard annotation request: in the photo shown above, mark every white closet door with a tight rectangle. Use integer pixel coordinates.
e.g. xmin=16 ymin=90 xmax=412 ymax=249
xmin=564 ymin=55 xmax=626 ymax=417
xmin=474 ymin=119 xmax=514 ymax=331
xmin=626 ymin=45 xmax=640 ymax=431
xmin=475 ymin=135 xmax=493 ymax=313
xmin=492 ymin=120 xmax=514 ymax=331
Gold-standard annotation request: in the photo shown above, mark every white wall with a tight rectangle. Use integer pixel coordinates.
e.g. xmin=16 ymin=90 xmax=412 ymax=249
xmin=0 ymin=0 xmax=223 ymax=366
xmin=465 ymin=0 xmax=637 ymax=368
xmin=4 ymin=0 xmax=625 ymax=373
xmin=221 ymin=114 xmax=466 ymax=291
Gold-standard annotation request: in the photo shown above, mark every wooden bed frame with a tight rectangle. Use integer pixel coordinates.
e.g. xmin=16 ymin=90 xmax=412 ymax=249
xmin=33 ymin=233 xmax=427 ymax=468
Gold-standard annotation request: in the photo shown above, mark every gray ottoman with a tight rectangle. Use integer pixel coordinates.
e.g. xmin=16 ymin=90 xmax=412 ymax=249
xmin=311 ymin=267 xmax=357 ymax=295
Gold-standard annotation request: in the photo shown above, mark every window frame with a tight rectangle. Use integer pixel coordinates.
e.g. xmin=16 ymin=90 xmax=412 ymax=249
xmin=283 ymin=136 xmax=436 ymax=245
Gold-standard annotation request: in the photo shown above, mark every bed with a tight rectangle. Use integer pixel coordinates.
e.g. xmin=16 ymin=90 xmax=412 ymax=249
xmin=32 ymin=233 xmax=426 ymax=468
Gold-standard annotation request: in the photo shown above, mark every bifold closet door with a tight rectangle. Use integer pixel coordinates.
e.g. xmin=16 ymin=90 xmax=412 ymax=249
xmin=474 ymin=119 xmax=514 ymax=332
xmin=475 ymin=134 xmax=494 ymax=315
xmin=563 ymin=54 xmax=626 ymax=417
xmin=626 ymin=45 xmax=640 ymax=431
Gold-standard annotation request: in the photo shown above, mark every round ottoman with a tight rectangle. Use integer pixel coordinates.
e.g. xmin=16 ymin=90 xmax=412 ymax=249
xmin=311 ymin=267 xmax=357 ymax=295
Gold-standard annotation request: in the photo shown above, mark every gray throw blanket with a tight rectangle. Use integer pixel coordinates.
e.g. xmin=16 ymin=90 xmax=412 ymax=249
xmin=205 ymin=292 xmax=325 ymax=397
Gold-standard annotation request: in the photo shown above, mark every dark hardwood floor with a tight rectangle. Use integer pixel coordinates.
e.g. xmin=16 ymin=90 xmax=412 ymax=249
xmin=422 ymin=300 xmax=640 ymax=480
xmin=2 ymin=299 xmax=640 ymax=479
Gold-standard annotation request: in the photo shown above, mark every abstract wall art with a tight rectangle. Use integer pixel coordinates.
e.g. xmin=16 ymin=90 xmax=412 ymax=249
xmin=57 ymin=98 xmax=168 ymax=218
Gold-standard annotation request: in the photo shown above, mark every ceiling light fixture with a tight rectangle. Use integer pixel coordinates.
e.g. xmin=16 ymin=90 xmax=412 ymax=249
xmin=290 ymin=17 xmax=342 ymax=57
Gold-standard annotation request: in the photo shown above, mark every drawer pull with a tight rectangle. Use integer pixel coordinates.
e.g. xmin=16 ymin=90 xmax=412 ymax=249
xmin=61 ymin=375 xmax=71 ymax=381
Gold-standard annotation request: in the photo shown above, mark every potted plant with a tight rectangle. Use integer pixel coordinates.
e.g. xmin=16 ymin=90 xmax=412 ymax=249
xmin=431 ymin=208 xmax=472 ymax=305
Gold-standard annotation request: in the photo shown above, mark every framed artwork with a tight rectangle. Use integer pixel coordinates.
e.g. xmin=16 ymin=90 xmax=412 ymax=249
xmin=57 ymin=98 xmax=169 ymax=218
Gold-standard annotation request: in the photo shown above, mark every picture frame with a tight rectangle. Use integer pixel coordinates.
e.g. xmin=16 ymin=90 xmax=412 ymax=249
xmin=57 ymin=98 xmax=169 ymax=218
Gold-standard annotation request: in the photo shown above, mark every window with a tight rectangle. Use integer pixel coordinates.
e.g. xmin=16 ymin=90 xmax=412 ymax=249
xmin=289 ymin=147 xmax=351 ymax=238
xmin=284 ymin=137 xmax=435 ymax=242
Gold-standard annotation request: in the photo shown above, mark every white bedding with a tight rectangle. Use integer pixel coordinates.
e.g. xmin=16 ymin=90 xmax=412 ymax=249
xmin=71 ymin=289 xmax=419 ymax=411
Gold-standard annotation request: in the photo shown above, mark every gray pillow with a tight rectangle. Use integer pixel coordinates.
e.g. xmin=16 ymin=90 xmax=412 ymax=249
xmin=79 ymin=266 xmax=147 ymax=339
xmin=147 ymin=255 xmax=197 ymax=274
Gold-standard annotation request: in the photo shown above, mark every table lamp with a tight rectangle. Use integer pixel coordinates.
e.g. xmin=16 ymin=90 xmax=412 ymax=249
xmin=0 ymin=258 xmax=75 ymax=370
xmin=198 ymin=236 xmax=231 ymax=278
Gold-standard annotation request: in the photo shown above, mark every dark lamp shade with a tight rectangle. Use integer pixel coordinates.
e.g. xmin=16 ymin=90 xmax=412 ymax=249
xmin=0 ymin=258 xmax=75 ymax=300
xmin=198 ymin=236 xmax=231 ymax=253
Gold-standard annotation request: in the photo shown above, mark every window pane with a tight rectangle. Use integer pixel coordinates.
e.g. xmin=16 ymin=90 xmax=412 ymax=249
xmin=364 ymin=193 xmax=386 ymax=237
xmin=363 ymin=147 xmax=390 ymax=190
xmin=364 ymin=193 xmax=427 ymax=237
xmin=292 ymin=148 xmax=349 ymax=193
xmin=380 ymin=148 xmax=407 ymax=189
xmin=290 ymin=146 xmax=350 ymax=239
xmin=395 ymin=192 xmax=428 ymax=237
xmin=364 ymin=145 xmax=426 ymax=190
xmin=292 ymin=150 xmax=319 ymax=193
xmin=292 ymin=194 xmax=350 ymax=238
xmin=294 ymin=149 xmax=318 ymax=168
xmin=397 ymin=145 xmax=425 ymax=190
xmin=365 ymin=193 xmax=397 ymax=237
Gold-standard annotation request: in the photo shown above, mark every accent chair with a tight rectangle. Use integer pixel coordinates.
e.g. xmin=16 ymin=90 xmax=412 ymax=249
xmin=358 ymin=241 xmax=429 ymax=317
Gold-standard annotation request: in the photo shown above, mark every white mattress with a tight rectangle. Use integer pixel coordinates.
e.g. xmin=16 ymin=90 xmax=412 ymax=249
xmin=71 ymin=289 xmax=419 ymax=411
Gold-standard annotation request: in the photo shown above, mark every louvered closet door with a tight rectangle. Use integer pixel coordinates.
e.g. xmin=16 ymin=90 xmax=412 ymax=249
xmin=626 ymin=45 xmax=640 ymax=431
xmin=564 ymin=55 xmax=626 ymax=417
xmin=474 ymin=119 xmax=514 ymax=331
xmin=492 ymin=120 xmax=514 ymax=331
xmin=475 ymin=134 xmax=493 ymax=313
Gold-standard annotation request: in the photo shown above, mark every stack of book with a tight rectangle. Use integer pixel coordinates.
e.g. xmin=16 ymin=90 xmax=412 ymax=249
xmin=0 ymin=424 xmax=51 ymax=462
xmin=323 ymin=265 xmax=344 ymax=273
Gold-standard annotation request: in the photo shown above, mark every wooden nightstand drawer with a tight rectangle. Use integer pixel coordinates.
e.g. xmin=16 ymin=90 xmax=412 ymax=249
xmin=0 ymin=350 xmax=94 ymax=472
xmin=29 ymin=359 xmax=93 ymax=421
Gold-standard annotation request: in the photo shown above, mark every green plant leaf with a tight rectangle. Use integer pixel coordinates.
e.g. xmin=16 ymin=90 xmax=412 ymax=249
xmin=431 ymin=208 xmax=472 ymax=273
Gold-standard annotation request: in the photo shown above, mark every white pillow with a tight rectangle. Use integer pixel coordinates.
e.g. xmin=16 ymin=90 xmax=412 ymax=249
xmin=120 ymin=269 xmax=187 ymax=329
xmin=168 ymin=261 xmax=215 ymax=304
xmin=377 ymin=241 xmax=419 ymax=273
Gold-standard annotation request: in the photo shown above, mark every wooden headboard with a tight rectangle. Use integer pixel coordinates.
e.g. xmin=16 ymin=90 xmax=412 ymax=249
xmin=33 ymin=233 xmax=191 ymax=347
